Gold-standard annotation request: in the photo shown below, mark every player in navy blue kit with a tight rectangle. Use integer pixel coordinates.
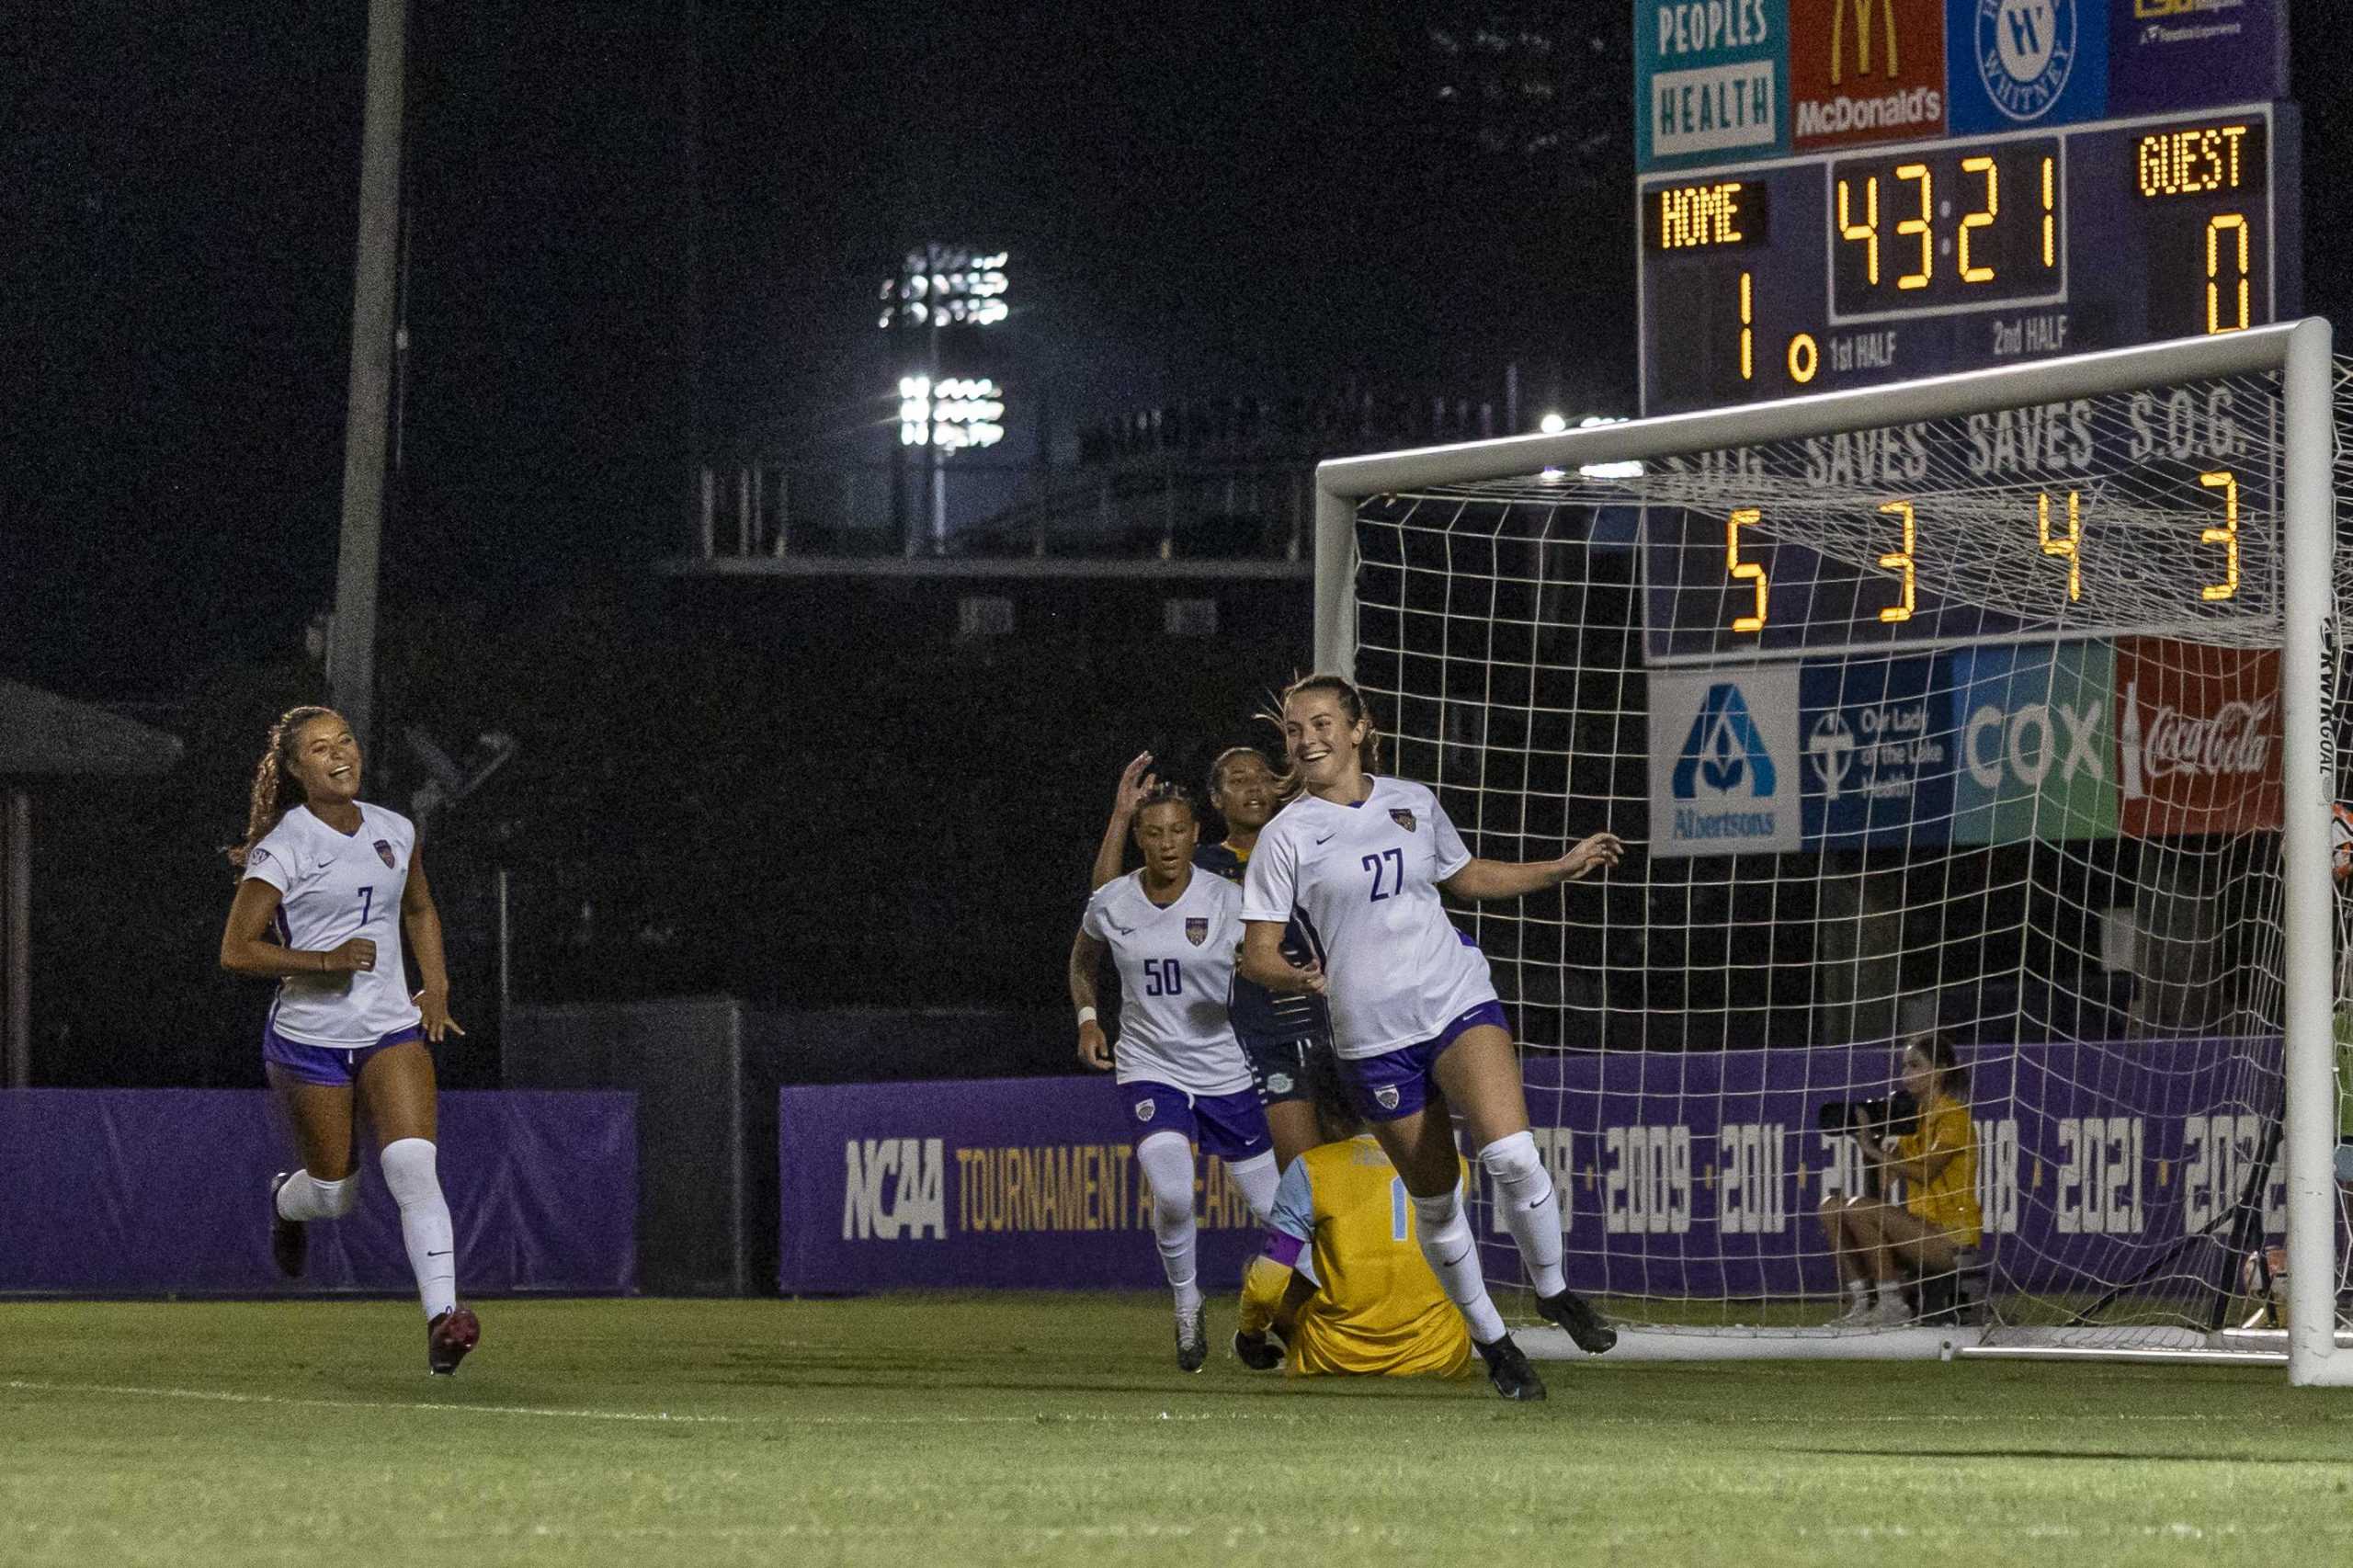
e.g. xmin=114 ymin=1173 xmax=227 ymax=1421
xmin=1238 ymin=674 xmax=1622 ymax=1401
xmin=1071 ymin=781 xmax=1279 ymax=1369
xmin=1091 ymin=747 xmax=1335 ymax=1167
xmin=219 ymin=706 xmax=479 ymax=1375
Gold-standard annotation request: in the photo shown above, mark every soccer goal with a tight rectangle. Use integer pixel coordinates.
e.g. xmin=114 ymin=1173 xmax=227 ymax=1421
xmin=1312 ymin=320 xmax=2349 ymax=1384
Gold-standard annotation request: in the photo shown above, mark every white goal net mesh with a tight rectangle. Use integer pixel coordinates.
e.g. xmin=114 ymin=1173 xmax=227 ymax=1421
xmin=1339 ymin=355 xmax=2352 ymax=1357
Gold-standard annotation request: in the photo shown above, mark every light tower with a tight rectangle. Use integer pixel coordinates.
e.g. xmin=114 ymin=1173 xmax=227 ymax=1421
xmin=878 ymin=245 xmax=1009 ymax=552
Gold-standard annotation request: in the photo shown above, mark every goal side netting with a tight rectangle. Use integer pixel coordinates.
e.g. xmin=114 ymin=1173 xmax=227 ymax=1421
xmin=1313 ymin=322 xmax=2348 ymax=1382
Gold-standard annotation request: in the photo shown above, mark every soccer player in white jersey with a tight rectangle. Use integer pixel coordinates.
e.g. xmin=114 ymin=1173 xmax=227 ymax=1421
xmin=1238 ymin=674 xmax=1622 ymax=1401
xmin=218 ymin=706 xmax=479 ymax=1375
xmin=1069 ymin=783 xmax=1280 ymax=1369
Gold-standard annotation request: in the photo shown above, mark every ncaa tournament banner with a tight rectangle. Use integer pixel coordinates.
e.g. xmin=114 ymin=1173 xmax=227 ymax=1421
xmin=1647 ymin=665 xmax=1804 ymax=857
xmin=1494 ymin=1037 xmax=2282 ymax=1301
xmin=1944 ymin=0 xmax=2109 ymax=135
xmin=774 ymin=1044 xmax=2282 ymax=1301
xmin=2107 ymin=0 xmax=2286 ymax=117
xmin=1798 ymin=654 xmax=1953 ymax=848
xmin=1636 ymin=0 xmax=1790 ymax=170
xmin=779 ymin=1077 xmax=1263 ymax=1293
xmin=1789 ymin=0 xmax=1948 ymax=151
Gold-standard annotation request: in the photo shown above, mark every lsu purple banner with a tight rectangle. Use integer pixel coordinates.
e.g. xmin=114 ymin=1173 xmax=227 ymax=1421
xmin=0 ymin=1090 xmax=636 ymax=1295
xmin=779 ymin=1078 xmax=1265 ymax=1292
xmin=1499 ymin=1037 xmax=2282 ymax=1298
xmin=780 ymin=1041 xmax=2282 ymax=1300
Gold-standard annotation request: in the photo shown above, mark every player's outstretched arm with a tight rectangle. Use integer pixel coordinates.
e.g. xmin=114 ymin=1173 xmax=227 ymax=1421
xmin=1438 ymin=832 xmax=1625 ymax=901
xmin=1087 ymin=751 xmax=1156 ymax=892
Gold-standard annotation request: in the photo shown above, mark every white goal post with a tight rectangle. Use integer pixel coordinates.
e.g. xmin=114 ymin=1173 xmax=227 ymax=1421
xmin=1312 ymin=320 xmax=2345 ymax=1384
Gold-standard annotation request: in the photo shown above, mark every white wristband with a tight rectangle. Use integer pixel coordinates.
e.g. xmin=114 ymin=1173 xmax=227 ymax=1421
xmin=1076 ymin=1006 xmax=1098 ymax=1026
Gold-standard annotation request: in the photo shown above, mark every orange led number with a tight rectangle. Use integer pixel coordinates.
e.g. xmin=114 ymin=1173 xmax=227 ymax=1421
xmin=1727 ymin=508 xmax=1768 ymax=634
xmin=2200 ymin=471 xmax=2237 ymax=600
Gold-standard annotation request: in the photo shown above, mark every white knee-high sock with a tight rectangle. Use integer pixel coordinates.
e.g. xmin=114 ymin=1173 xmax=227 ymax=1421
xmin=1135 ymin=1132 xmax=1201 ymax=1312
xmin=1226 ymin=1151 xmax=1279 ymax=1225
xmin=378 ymin=1139 xmax=457 ymax=1319
xmin=275 ymin=1169 xmax=358 ymax=1221
xmin=1480 ymin=1131 xmax=1567 ymax=1298
xmin=1412 ymin=1187 xmax=1508 ymax=1344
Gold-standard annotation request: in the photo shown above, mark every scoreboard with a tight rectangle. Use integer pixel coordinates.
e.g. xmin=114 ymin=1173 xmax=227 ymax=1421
xmin=1636 ymin=103 xmax=2301 ymax=415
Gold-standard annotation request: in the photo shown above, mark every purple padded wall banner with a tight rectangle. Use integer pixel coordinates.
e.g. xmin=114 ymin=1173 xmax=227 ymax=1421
xmin=0 ymin=1090 xmax=636 ymax=1294
xmin=779 ymin=1040 xmax=2283 ymax=1297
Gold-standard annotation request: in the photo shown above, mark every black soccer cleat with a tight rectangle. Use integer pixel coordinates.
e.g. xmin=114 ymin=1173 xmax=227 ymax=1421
xmin=267 ymin=1172 xmax=307 ymax=1279
xmin=1176 ymin=1305 xmax=1209 ymax=1373
xmin=1476 ymin=1333 xmax=1547 ymax=1401
xmin=1537 ymin=1287 xmax=1618 ymax=1355
xmin=427 ymin=1306 xmax=480 ymax=1377
xmin=1232 ymin=1327 xmax=1285 ymax=1371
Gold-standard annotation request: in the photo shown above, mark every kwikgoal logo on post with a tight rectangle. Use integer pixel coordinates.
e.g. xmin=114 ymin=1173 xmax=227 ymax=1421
xmin=1649 ymin=666 xmax=1802 ymax=857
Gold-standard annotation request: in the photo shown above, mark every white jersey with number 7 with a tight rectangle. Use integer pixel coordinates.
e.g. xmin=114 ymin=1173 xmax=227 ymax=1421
xmin=1241 ymin=776 xmax=1497 ymax=1061
xmin=243 ymin=801 xmax=424 ymax=1047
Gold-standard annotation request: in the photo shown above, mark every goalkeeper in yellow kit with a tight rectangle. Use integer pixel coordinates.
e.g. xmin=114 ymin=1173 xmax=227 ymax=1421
xmin=1232 ymin=1056 xmax=1474 ymax=1380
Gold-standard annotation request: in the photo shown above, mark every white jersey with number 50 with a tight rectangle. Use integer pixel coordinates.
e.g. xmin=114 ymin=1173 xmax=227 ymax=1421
xmin=1242 ymin=777 xmax=1496 ymax=1061
xmin=243 ymin=801 xmax=423 ymax=1047
xmin=1082 ymin=869 xmax=1254 ymax=1096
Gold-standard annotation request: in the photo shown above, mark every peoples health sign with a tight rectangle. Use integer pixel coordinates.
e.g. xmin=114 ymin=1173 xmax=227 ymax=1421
xmin=1634 ymin=0 xmax=2286 ymax=171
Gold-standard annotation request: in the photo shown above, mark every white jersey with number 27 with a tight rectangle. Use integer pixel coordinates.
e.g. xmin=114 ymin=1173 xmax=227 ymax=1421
xmin=243 ymin=801 xmax=423 ymax=1047
xmin=1241 ymin=776 xmax=1496 ymax=1061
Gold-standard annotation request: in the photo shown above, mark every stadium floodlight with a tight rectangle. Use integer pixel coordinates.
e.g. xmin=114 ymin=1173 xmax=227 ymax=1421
xmin=896 ymin=375 xmax=1006 ymax=453
xmin=877 ymin=246 xmax=1011 ymax=330
xmin=1313 ymin=321 xmax=2347 ymax=1383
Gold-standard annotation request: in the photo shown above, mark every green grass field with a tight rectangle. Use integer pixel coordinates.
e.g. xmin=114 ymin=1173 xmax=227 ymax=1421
xmin=4 ymin=1295 xmax=2349 ymax=1568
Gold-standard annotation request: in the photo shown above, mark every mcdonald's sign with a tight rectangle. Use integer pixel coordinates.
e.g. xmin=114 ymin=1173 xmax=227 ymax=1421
xmin=1789 ymin=0 xmax=1946 ymax=150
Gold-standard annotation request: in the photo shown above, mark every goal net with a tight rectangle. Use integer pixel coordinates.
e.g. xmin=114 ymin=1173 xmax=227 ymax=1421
xmin=1312 ymin=323 xmax=2348 ymax=1381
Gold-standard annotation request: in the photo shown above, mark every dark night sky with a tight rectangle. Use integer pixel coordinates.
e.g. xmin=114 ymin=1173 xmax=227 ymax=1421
xmin=6 ymin=5 xmax=2345 ymax=699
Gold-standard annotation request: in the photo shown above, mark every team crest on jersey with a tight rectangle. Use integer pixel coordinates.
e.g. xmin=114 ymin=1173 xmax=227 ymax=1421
xmin=1390 ymin=809 xmax=1416 ymax=832
xmin=1372 ymin=1085 xmax=1401 ymax=1110
xmin=1185 ymin=917 xmax=1208 ymax=946
xmin=1134 ymin=1098 xmax=1155 ymax=1121
xmin=373 ymin=839 xmax=396 ymax=869
xmin=248 ymin=846 xmax=270 ymax=866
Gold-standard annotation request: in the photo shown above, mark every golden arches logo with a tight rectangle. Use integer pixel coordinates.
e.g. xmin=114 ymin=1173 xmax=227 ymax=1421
xmin=1830 ymin=0 xmax=1901 ymax=85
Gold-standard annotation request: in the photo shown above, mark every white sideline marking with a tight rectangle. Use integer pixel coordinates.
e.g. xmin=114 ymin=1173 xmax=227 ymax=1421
xmin=1 ymin=1378 xmax=744 ymax=1426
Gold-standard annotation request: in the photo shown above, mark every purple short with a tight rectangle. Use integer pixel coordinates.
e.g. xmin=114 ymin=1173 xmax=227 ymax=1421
xmin=263 ymin=1020 xmax=426 ymax=1087
xmin=1117 ymin=1079 xmax=1273 ymax=1163
xmin=1338 ymin=1000 xmax=1510 ymax=1123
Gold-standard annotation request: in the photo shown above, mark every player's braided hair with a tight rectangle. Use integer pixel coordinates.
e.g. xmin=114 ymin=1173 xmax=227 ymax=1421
xmin=1261 ymin=672 xmax=1381 ymax=792
xmin=1136 ymin=779 xmax=1199 ymax=824
xmin=224 ymin=704 xmax=340 ymax=869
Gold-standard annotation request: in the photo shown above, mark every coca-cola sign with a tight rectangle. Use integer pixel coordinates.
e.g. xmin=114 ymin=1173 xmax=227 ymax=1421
xmin=2117 ymin=640 xmax=2282 ymax=838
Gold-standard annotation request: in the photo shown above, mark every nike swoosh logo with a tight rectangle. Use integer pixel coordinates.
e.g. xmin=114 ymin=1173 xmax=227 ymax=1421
xmin=426 ymin=1250 xmax=451 ymax=1257
xmin=1313 ymin=833 xmax=1336 ymax=845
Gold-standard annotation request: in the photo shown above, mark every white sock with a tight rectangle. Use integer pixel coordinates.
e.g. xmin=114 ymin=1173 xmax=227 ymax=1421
xmin=1135 ymin=1132 xmax=1200 ymax=1311
xmin=1226 ymin=1151 xmax=1279 ymax=1225
xmin=378 ymin=1138 xmax=457 ymax=1319
xmin=1479 ymin=1131 xmax=1567 ymax=1298
xmin=1847 ymin=1278 xmax=1871 ymax=1305
xmin=275 ymin=1169 xmax=358 ymax=1221
xmin=1877 ymin=1279 xmax=1905 ymax=1306
xmin=1412 ymin=1188 xmax=1508 ymax=1344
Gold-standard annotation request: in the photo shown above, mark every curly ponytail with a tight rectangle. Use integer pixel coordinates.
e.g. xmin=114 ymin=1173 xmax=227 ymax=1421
xmin=225 ymin=705 xmax=339 ymax=869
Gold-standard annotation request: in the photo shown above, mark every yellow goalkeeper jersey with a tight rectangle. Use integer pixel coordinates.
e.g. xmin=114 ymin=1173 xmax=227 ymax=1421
xmin=1243 ymin=1134 xmax=1472 ymax=1379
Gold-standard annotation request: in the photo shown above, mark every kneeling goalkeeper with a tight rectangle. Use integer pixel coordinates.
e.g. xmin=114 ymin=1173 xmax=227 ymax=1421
xmin=1233 ymin=1056 xmax=1474 ymax=1381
